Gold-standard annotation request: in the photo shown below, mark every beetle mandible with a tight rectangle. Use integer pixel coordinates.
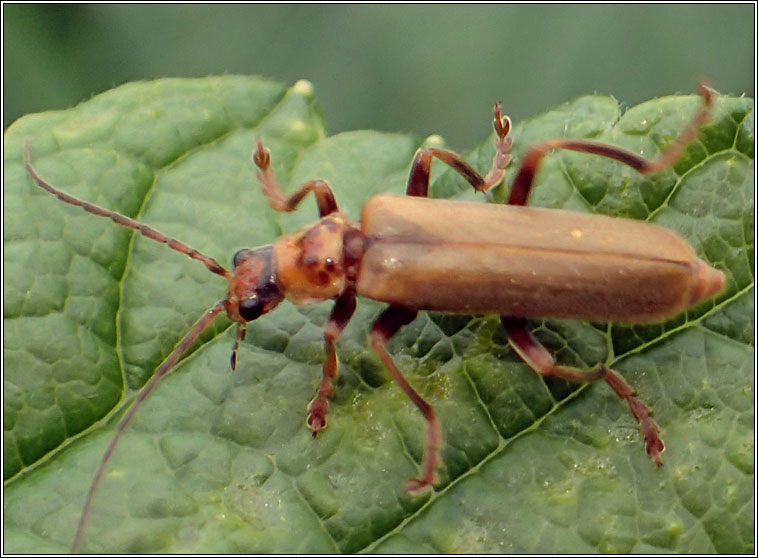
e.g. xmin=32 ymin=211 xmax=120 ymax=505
xmin=23 ymin=84 xmax=722 ymax=553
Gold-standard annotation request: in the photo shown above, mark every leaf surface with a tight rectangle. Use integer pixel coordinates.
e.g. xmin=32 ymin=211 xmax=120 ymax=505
xmin=3 ymin=77 xmax=753 ymax=553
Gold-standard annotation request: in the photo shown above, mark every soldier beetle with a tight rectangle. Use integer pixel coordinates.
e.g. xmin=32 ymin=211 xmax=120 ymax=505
xmin=22 ymin=84 xmax=722 ymax=552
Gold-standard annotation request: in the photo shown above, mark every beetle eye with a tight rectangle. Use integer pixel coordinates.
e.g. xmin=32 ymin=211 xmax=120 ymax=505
xmin=239 ymin=297 xmax=263 ymax=321
xmin=233 ymin=248 xmax=256 ymax=268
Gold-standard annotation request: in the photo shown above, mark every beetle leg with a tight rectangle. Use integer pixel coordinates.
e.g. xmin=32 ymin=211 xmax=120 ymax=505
xmin=406 ymin=104 xmax=512 ymax=197
xmin=230 ymin=323 xmax=246 ymax=371
xmin=508 ymin=84 xmax=713 ymax=206
xmin=307 ymin=293 xmax=357 ymax=435
xmin=253 ymin=138 xmax=339 ymax=217
xmin=371 ymin=305 xmax=442 ymax=493
xmin=501 ymin=317 xmax=664 ymax=465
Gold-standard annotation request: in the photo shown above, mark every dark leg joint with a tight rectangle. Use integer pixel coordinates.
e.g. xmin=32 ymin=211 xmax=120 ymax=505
xmin=371 ymin=305 xmax=419 ymax=341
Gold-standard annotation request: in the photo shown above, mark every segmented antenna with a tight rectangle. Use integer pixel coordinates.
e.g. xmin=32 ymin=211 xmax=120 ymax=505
xmin=23 ymin=139 xmax=231 ymax=279
xmin=70 ymin=301 xmax=227 ymax=553
xmin=22 ymin=140 xmax=234 ymax=552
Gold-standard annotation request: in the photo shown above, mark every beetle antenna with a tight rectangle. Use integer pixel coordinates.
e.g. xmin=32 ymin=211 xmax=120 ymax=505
xmin=24 ymin=139 xmax=230 ymax=279
xmin=71 ymin=300 xmax=227 ymax=553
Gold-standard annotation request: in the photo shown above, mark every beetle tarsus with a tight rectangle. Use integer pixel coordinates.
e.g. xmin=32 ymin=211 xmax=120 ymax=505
xmin=405 ymin=105 xmax=513 ymax=198
xmin=502 ymin=317 xmax=665 ymax=465
xmin=486 ymin=102 xmax=513 ymax=186
xmin=307 ymin=407 xmax=327 ymax=435
xmin=306 ymin=380 xmax=332 ymax=435
xmin=253 ymin=140 xmax=340 ymax=217
xmin=403 ymin=408 xmax=442 ymax=493
xmin=370 ymin=306 xmax=443 ymax=493
xmin=305 ymin=293 xmax=358 ymax=435
xmin=253 ymin=137 xmax=271 ymax=170
xmin=407 ymin=147 xmax=488 ymax=196
xmin=602 ymin=366 xmax=664 ymax=465
xmin=492 ymin=102 xmax=511 ymax=140
xmin=405 ymin=475 xmax=433 ymax=494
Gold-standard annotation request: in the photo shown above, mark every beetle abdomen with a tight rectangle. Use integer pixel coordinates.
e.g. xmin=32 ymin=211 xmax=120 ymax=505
xmin=357 ymin=195 xmax=723 ymax=322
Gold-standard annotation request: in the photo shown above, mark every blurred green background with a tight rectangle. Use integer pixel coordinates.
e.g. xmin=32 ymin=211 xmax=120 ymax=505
xmin=3 ymin=4 xmax=754 ymax=149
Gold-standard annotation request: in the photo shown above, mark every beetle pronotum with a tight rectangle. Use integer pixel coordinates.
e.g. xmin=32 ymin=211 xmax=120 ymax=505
xmin=22 ymin=85 xmax=722 ymax=552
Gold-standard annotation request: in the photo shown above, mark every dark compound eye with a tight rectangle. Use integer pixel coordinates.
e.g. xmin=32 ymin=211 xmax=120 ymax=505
xmin=239 ymin=297 xmax=263 ymax=321
xmin=233 ymin=248 xmax=256 ymax=267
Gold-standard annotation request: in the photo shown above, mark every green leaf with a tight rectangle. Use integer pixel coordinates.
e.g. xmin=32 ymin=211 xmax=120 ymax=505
xmin=3 ymin=77 xmax=753 ymax=553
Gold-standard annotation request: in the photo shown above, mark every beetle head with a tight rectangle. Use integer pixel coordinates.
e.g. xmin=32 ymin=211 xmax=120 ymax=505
xmin=226 ymin=246 xmax=284 ymax=322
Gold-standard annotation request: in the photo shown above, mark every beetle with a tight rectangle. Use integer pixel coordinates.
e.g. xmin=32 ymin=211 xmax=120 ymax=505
xmin=22 ymin=84 xmax=722 ymax=552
